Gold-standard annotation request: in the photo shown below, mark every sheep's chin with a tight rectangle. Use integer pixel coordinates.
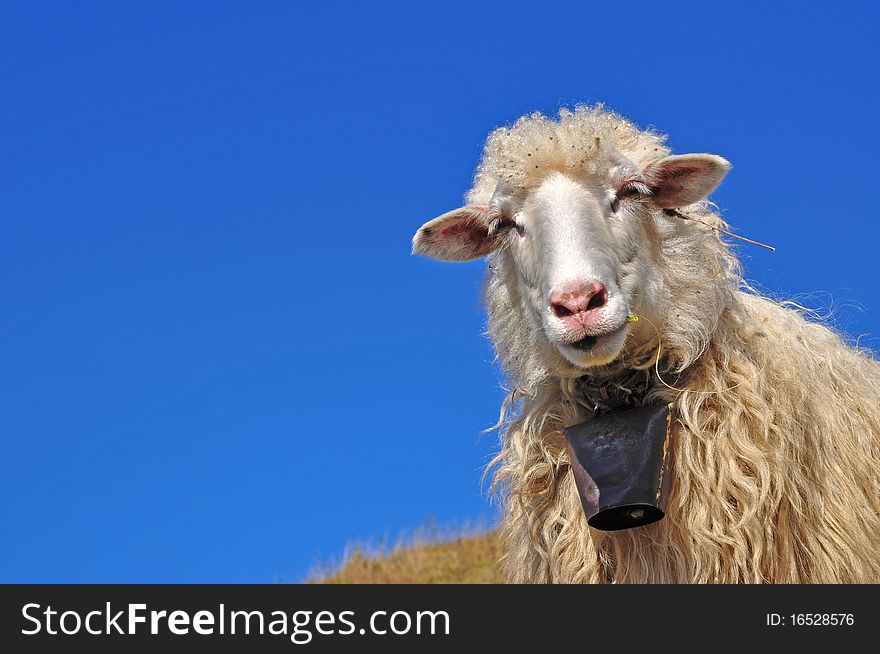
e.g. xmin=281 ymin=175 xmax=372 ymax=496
xmin=555 ymin=325 xmax=630 ymax=369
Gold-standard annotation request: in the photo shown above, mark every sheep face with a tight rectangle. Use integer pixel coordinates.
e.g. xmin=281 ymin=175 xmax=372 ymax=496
xmin=412 ymin=151 xmax=729 ymax=373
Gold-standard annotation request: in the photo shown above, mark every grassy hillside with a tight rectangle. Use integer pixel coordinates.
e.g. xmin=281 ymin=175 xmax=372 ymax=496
xmin=311 ymin=528 xmax=503 ymax=584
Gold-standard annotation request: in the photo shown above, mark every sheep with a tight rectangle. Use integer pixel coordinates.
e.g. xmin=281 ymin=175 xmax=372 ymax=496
xmin=411 ymin=105 xmax=880 ymax=583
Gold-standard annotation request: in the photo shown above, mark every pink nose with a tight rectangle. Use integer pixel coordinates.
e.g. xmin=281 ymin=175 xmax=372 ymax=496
xmin=550 ymin=281 xmax=608 ymax=320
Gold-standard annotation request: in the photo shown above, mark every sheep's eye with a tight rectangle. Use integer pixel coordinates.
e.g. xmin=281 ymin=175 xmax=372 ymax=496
xmin=617 ymin=181 xmax=649 ymax=200
xmin=504 ymin=218 xmax=525 ymax=236
xmin=489 ymin=214 xmax=522 ymax=236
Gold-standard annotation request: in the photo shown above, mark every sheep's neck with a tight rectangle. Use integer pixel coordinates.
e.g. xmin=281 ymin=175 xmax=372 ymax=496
xmin=566 ymin=367 xmax=656 ymax=417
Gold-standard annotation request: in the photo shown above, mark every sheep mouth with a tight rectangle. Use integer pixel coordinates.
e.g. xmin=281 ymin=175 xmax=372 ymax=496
xmin=557 ymin=324 xmax=631 ymax=367
xmin=567 ymin=324 xmax=627 ymax=352
xmin=570 ymin=335 xmax=599 ymax=351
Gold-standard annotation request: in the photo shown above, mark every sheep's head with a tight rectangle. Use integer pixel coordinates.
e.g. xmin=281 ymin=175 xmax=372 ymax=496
xmin=412 ymin=107 xmax=734 ymax=384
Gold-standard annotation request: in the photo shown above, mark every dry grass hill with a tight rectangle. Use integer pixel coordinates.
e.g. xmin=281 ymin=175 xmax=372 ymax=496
xmin=310 ymin=526 xmax=502 ymax=584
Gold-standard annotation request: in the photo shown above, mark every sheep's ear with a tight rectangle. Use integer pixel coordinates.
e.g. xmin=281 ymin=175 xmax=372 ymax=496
xmin=644 ymin=154 xmax=731 ymax=208
xmin=412 ymin=205 xmax=506 ymax=262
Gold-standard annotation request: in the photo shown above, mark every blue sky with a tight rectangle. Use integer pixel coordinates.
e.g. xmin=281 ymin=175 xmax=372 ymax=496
xmin=1 ymin=1 xmax=878 ymax=582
